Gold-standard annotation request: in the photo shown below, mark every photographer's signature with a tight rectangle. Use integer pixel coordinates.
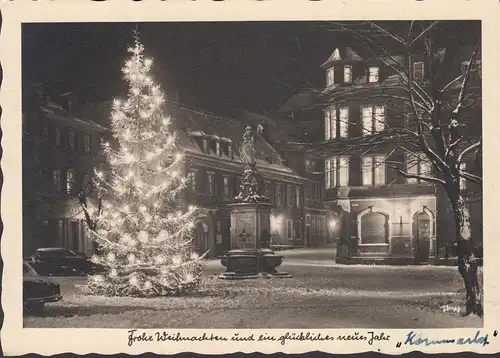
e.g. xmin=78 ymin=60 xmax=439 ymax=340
xmin=440 ymin=304 xmax=461 ymax=314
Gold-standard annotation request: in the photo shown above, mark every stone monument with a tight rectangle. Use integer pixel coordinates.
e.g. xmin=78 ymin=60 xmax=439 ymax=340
xmin=218 ymin=125 xmax=291 ymax=279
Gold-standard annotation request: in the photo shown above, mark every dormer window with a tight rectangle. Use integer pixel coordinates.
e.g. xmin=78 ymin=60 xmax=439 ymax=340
xmin=344 ymin=65 xmax=352 ymax=83
xmin=326 ymin=68 xmax=335 ymax=86
xmin=215 ymin=141 xmax=221 ymax=156
xmin=413 ymin=61 xmax=424 ymax=80
xmin=202 ymin=138 xmax=209 ymax=153
xmin=368 ymin=67 xmax=379 ymax=83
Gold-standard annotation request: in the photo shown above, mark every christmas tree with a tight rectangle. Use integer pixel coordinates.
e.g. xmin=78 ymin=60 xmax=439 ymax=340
xmin=84 ymin=33 xmax=204 ymax=297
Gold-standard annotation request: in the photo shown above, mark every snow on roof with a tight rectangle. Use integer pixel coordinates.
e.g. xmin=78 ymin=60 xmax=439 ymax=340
xmin=321 ymin=47 xmax=364 ymax=68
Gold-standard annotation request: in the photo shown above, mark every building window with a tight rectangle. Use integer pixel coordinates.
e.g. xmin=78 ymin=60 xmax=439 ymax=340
xmin=324 ymin=108 xmax=335 ymax=140
xmin=344 ymin=65 xmax=352 ymax=83
xmin=461 ymin=60 xmax=482 ymax=79
xmin=326 ymin=67 xmax=334 ymax=86
xmin=82 ymin=173 xmax=91 ymax=191
xmin=202 ymin=138 xmax=209 ymax=154
xmin=189 ymin=170 xmax=197 ymax=192
xmin=413 ymin=61 xmax=424 ymax=80
xmin=66 ymin=169 xmax=76 ymax=195
xmin=339 ymin=107 xmax=349 ymax=138
xmin=286 ymin=184 xmax=294 ymax=208
xmin=286 ymin=219 xmax=294 ymax=240
xmin=83 ymin=134 xmax=91 ymax=155
xmin=68 ymin=131 xmax=76 ymax=151
xmin=41 ymin=125 xmax=49 ymax=142
xmin=368 ymin=66 xmax=379 ymax=83
xmin=223 ymin=176 xmax=230 ymax=199
xmin=361 ymin=105 xmax=386 ymax=135
xmin=228 ymin=144 xmax=233 ymax=159
xmin=459 ymin=163 xmax=467 ymax=191
xmin=54 ymin=127 xmax=61 ymax=147
xmin=405 ymin=152 xmax=432 ymax=184
xmin=264 ymin=181 xmax=271 ymax=199
xmin=58 ymin=220 xmax=65 ymax=247
xmin=52 ymin=169 xmax=61 ymax=192
xmin=207 ymin=172 xmax=214 ymax=195
xmin=216 ymin=141 xmax=221 ymax=156
xmin=325 ymin=156 xmax=349 ymax=188
xmin=362 ymin=155 xmax=386 ymax=186
xmin=295 ymin=186 xmax=301 ymax=207
xmin=276 ymin=183 xmax=283 ymax=206
xmin=325 ymin=106 xmax=349 ymax=140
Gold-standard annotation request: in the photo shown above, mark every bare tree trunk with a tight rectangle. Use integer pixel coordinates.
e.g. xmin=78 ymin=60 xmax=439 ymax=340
xmin=451 ymin=194 xmax=483 ymax=317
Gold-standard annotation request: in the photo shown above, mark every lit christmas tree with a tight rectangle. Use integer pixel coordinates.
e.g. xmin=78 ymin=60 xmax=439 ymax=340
xmin=84 ymin=33 xmax=204 ymax=297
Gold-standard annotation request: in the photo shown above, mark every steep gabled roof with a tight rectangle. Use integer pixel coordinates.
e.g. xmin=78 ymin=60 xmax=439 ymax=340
xmin=321 ymin=47 xmax=364 ymax=69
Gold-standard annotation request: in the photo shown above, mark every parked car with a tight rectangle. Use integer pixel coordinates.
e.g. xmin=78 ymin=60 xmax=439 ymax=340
xmin=24 ymin=247 xmax=107 ymax=276
xmin=23 ymin=261 xmax=62 ymax=314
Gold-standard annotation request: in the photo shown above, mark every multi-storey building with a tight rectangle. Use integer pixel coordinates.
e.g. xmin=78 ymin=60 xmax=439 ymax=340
xmin=22 ymin=84 xmax=107 ymax=257
xmin=279 ymin=45 xmax=482 ymax=264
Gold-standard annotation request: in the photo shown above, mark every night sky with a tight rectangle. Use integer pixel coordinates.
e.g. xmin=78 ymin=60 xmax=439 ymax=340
xmin=22 ymin=21 xmax=480 ymax=118
xmin=22 ymin=22 xmax=340 ymax=117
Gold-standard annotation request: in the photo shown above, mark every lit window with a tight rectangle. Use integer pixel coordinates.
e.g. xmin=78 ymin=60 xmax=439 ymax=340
xmin=362 ymin=155 xmax=386 ymax=186
xmin=223 ymin=176 xmax=230 ymax=199
xmin=295 ymin=186 xmax=301 ymax=207
xmin=361 ymin=105 xmax=373 ymax=136
xmin=325 ymin=106 xmax=349 ymax=140
xmin=324 ymin=108 xmax=336 ymax=140
xmin=344 ymin=65 xmax=352 ymax=83
xmin=413 ymin=61 xmax=424 ymax=80
xmin=368 ymin=67 xmax=379 ymax=83
xmin=361 ymin=105 xmax=386 ymax=135
xmin=325 ymin=156 xmax=349 ymax=188
xmin=216 ymin=141 xmax=221 ymax=156
xmin=66 ymin=169 xmax=76 ymax=195
xmin=326 ymin=68 xmax=335 ymax=86
xmin=339 ymin=107 xmax=349 ymax=138
xmin=405 ymin=152 xmax=432 ymax=184
xmin=286 ymin=219 xmax=294 ymax=239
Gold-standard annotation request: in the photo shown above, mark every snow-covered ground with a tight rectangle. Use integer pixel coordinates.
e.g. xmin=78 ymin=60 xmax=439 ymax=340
xmin=24 ymin=252 xmax=483 ymax=328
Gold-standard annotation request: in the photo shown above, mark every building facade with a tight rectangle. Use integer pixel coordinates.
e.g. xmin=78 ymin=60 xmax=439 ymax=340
xmin=279 ymin=45 xmax=482 ymax=263
xmin=22 ymin=84 xmax=107 ymax=257
xmin=165 ymin=103 xmax=311 ymax=257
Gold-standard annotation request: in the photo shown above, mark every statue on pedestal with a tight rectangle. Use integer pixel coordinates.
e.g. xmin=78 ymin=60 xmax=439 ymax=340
xmin=234 ymin=125 xmax=270 ymax=204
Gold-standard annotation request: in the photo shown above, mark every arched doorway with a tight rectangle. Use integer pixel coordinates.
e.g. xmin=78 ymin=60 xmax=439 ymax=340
xmin=413 ymin=211 xmax=431 ymax=264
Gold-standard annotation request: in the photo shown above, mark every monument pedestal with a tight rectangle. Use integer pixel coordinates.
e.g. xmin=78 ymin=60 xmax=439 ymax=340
xmin=218 ymin=202 xmax=291 ymax=280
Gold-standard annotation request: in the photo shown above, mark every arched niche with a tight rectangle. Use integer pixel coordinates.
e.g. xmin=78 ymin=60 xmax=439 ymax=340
xmin=357 ymin=206 xmax=391 ymax=246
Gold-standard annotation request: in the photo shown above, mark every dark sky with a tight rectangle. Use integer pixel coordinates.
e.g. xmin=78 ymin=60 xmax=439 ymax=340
xmin=22 ymin=21 xmax=480 ymax=118
xmin=22 ymin=22 xmax=338 ymax=117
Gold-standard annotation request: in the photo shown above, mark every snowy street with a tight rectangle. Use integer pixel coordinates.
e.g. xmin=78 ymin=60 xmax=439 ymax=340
xmin=24 ymin=249 xmax=483 ymax=329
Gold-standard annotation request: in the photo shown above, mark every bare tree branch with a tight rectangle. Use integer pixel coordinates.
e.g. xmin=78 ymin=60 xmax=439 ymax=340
xmin=458 ymin=139 xmax=482 ymax=164
xmin=409 ymin=21 xmax=440 ymax=47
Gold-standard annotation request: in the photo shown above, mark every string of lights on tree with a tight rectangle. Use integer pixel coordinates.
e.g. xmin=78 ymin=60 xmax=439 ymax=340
xmin=84 ymin=32 xmax=206 ymax=297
